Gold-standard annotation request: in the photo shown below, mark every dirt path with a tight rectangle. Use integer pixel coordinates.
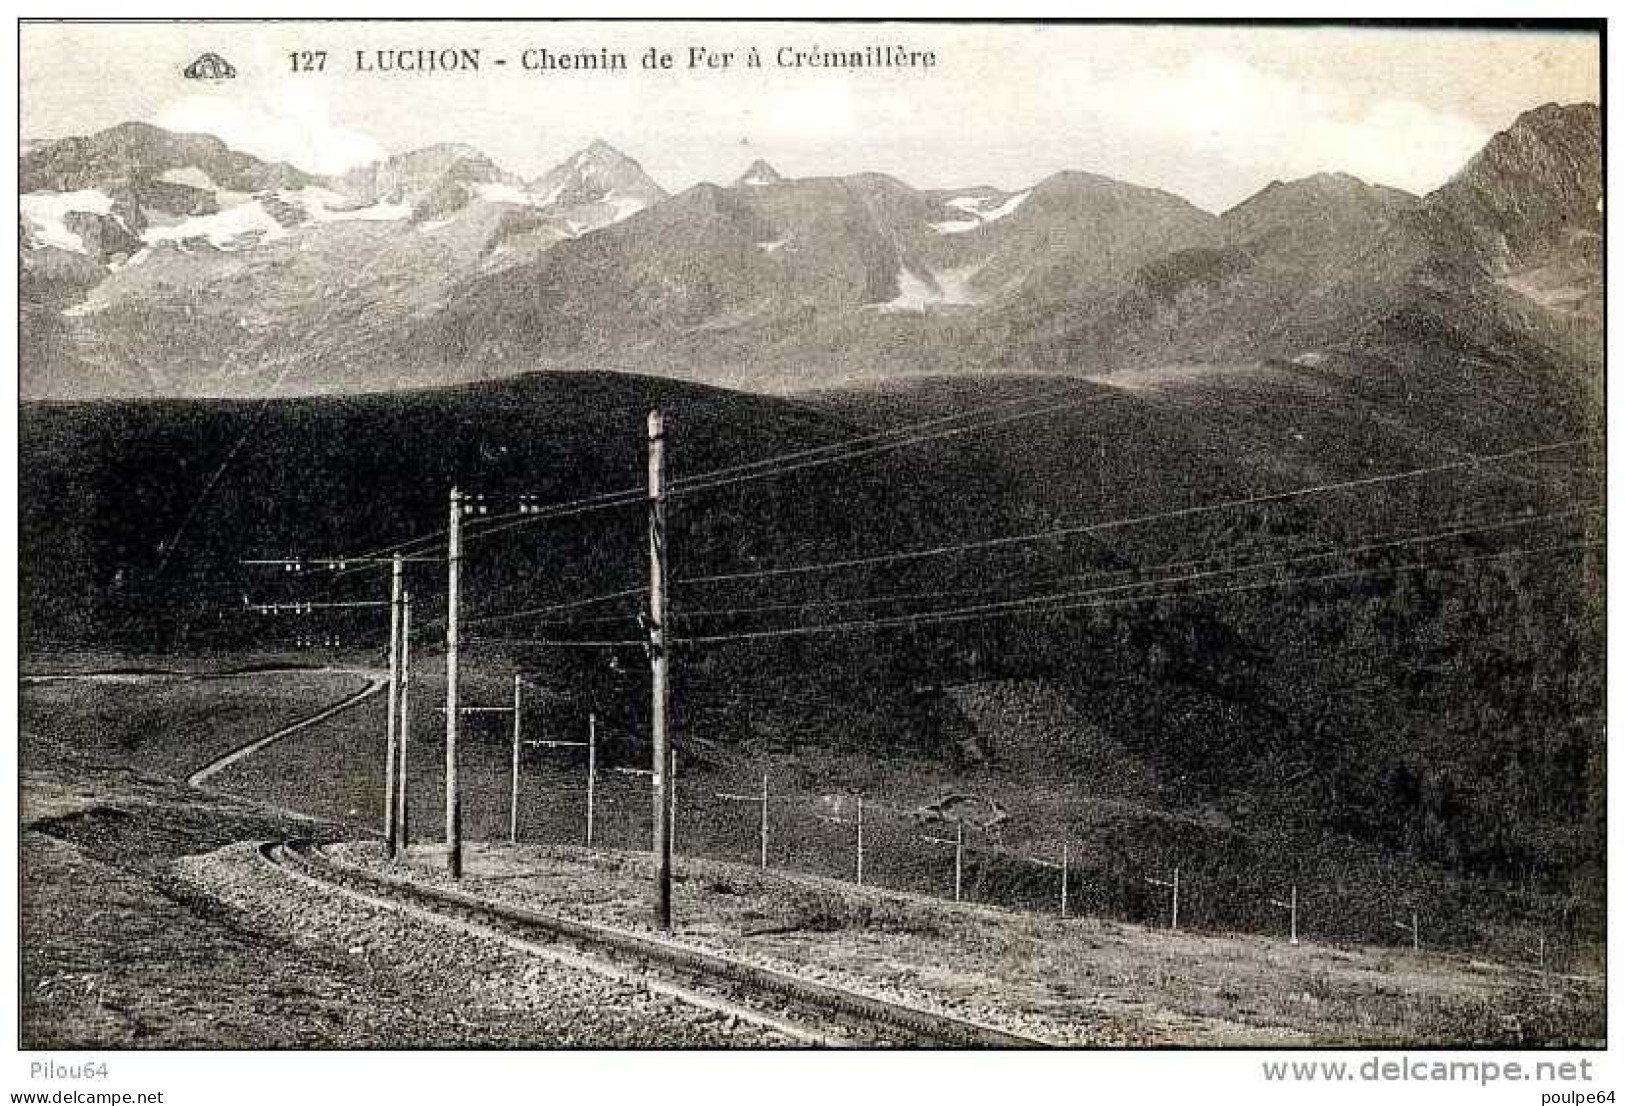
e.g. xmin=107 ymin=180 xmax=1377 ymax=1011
xmin=187 ymin=671 xmax=386 ymax=787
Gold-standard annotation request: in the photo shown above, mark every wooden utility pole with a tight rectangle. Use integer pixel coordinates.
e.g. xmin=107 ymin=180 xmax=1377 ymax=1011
xmin=586 ymin=713 xmax=598 ymax=848
xmin=509 ymin=674 xmax=523 ymax=845
xmin=395 ymin=592 xmax=412 ymax=853
xmin=1147 ymin=866 xmax=1180 ymax=930
xmin=1030 ymin=842 xmax=1071 ymax=917
xmin=647 ymin=411 xmax=673 ymax=931
xmin=383 ymin=554 xmax=404 ymax=858
xmin=922 ymin=821 xmax=966 ymax=902
xmin=856 ymin=798 xmax=865 ymax=887
xmin=954 ymin=821 xmax=964 ymax=903
xmin=670 ymin=750 xmax=680 ymax=861
xmin=1062 ymin=843 xmax=1069 ymax=919
xmin=816 ymin=794 xmax=864 ymax=884
xmin=445 ymin=487 xmax=464 ymax=878
xmin=717 ymin=771 xmax=769 ymax=870
xmin=515 ymin=676 xmax=592 ymax=847
xmin=759 ymin=771 xmax=769 ymax=869
xmin=1528 ymin=933 xmax=1548 ymax=982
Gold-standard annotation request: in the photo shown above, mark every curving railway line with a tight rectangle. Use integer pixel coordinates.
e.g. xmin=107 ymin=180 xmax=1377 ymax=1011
xmin=259 ymin=839 xmax=1049 ymax=1049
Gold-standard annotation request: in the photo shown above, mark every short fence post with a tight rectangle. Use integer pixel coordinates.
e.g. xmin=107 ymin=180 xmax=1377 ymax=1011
xmin=954 ymin=822 xmax=964 ymax=903
xmin=586 ymin=713 xmax=597 ymax=848
xmin=856 ymin=798 xmax=865 ymax=887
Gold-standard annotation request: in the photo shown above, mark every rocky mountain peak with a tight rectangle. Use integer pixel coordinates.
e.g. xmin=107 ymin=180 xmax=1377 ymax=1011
xmin=735 ymin=159 xmax=784 ymax=188
xmin=1427 ymin=100 xmax=1601 ymax=270
xmin=1222 ymin=171 xmax=1416 ymax=244
xmin=529 ymin=139 xmax=667 ymax=209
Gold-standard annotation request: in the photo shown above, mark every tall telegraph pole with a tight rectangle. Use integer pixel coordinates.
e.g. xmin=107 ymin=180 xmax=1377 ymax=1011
xmin=383 ymin=554 xmax=404 ymax=858
xmin=395 ymin=591 xmax=412 ymax=852
xmin=445 ymin=487 xmax=464 ymax=878
xmin=647 ymin=411 xmax=673 ymax=931
xmin=509 ymin=674 xmax=523 ymax=845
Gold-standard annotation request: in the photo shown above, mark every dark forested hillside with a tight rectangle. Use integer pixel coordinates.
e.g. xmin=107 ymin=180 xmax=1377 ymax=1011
xmin=20 ymin=364 xmax=1604 ymax=944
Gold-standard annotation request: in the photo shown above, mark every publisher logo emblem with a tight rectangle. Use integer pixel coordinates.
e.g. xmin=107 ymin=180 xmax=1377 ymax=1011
xmin=183 ymin=52 xmax=237 ymax=80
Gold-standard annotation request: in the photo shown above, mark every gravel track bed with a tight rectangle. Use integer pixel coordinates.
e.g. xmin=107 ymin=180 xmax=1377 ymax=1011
xmin=179 ymin=842 xmax=797 ymax=1048
xmin=331 ymin=841 xmax=1133 ymax=1046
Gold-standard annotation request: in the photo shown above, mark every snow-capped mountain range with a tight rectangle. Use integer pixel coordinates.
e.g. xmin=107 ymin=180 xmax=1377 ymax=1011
xmin=20 ymin=124 xmax=666 ymax=268
xmin=19 ymin=105 xmax=1602 ymax=400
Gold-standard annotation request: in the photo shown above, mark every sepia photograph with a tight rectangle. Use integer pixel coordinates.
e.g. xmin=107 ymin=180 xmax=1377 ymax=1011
xmin=9 ymin=12 xmax=1610 ymax=1096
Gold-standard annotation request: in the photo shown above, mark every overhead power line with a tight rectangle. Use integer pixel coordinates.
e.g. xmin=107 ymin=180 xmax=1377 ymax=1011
xmin=666 ymin=391 xmax=1125 ymax=498
xmin=454 ymin=386 xmax=1122 ymax=549
xmin=668 ymin=503 xmax=1601 ymax=623
xmin=465 ymin=636 xmax=644 ymax=649
xmin=450 ymin=502 xmax=1598 ymax=636
xmin=678 ymin=437 xmax=1599 ymax=587
xmin=464 ymin=585 xmax=649 ymax=629
xmin=668 ymin=380 xmax=1101 ymax=486
xmin=679 ymin=540 xmax=1604 ymax=645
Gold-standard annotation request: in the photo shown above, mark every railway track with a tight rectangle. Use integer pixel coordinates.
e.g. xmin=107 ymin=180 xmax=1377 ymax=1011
xmin=259 ymin=840 xmax=1048 ymax=1049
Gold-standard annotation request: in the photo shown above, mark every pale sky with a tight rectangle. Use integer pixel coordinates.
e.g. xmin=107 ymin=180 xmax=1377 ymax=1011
xmin=20 ymin=21 xmax=1600 ymax=212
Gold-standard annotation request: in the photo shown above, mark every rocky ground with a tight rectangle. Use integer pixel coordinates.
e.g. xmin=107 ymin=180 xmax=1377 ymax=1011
xmin=179 ymin=844 xmax=791 ymax=1047
xmin=19 ymin=673 xmax=788 ymax=1048
xmin=20 ymin=665 xmax=1605 ymax=1049
xmin=331 ymin=840 xmax=1604 ymax=1047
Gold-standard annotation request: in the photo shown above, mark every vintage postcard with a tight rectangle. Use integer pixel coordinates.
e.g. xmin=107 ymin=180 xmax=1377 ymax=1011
xmin=12 ymin=14 xmax=1607 ymax=1086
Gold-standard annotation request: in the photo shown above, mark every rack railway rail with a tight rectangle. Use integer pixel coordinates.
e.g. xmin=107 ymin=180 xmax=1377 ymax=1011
xmin=259 ymin=839 xmax=1048 ymax=1049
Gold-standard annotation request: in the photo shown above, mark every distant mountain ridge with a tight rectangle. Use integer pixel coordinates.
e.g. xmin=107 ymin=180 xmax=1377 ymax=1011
xmin=17 ymin=103 xmax=1602 ymax=400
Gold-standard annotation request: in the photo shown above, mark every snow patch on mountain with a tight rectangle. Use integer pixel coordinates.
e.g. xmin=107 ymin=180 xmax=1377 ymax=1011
xmin=875 ymin=263 xmax=984 ymax=312
xmin=280 ymin=186 xmax=412 ymax=223
xmin=159 ymin=166 xmax=219 ymax=191
xmin=20 ymin=189 xmax=118 ymax=253
xmin=932 ymin=190 xmax=1031 ymax=234
xmin=141 ymin=201 xmax=289 ymax=249
xmin=737 ymin=160 xmax=784 ymax=187
xmin=474 ymin=181 xmax=537 ymax=206
xmin=608 ymin=193 xmax=648 ymax=221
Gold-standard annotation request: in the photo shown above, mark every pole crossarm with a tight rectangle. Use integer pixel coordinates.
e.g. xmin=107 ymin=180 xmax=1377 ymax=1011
xmin=244 ymin=600 xmax=389 ymax=613
xmin=240 ymin=556 xmax=441 ymax=570
xmin=1146 ymin=866 xmax=1180 ymax=929
xmin=1029 ymin=843 xmax=1070 ymax=916
xmin=1270 ymin=885 xmax=1300 ymax=944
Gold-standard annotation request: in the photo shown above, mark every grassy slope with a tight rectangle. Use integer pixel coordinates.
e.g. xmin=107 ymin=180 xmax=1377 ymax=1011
xmin=19 ymin=365 xmax=1605 ymax=951
xmin=21 ymin=671 xmax=370 ymax=782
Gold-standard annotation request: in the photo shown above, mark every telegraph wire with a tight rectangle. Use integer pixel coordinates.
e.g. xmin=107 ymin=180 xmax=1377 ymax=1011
xmin=678 ymin=437 xmax=1599 ymax=587
xmin=456 ymin=388 xmax=1124 ymax=549
xmin=667 ymin=503 xmax=1601 ymax=623
xmin=679 ymin=540 xmax=1604 ymax=645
